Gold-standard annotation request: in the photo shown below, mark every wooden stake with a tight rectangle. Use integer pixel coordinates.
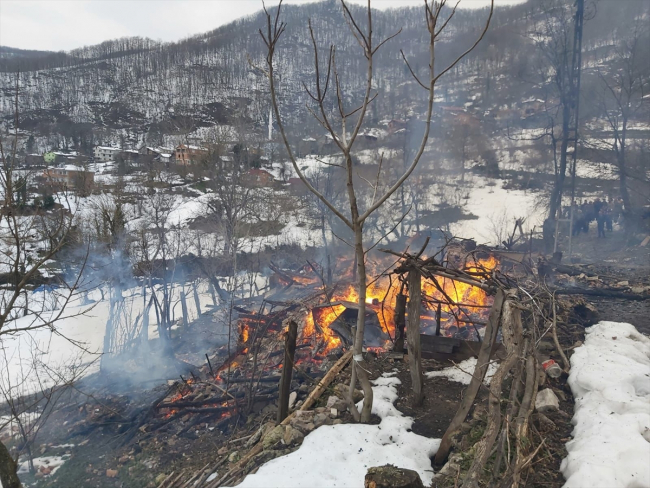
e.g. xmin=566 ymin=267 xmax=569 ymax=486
xmin=277 ymin=320 xmax=298 ymax=422
xmin=407 ymin=268 xmax=424 ymax=406
xmin=393 ymin=293 xmax=407 ymax=353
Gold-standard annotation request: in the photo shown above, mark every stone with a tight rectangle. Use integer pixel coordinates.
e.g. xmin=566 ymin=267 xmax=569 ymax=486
xmin=364 ymin=464 xmax=424 ymax=488
xmin=288 ymin=391 xmax=298 ymax=409
xmin=532 ymin=412 xmax=556 ymax=433
xmin=282 ymin=426 xmax=304 ymax=446
xmin=332 ymin=419 xmax=343 ymax=425
xmin=313 ymin=413 xmax=329 ymax=427
xmin=228 ymin=451 xmax=240 ymax=463
xmin=293 ymin=409 xmax=315 ymax=422
xmin=217 ymin=446 xmax=228 ymax=456
xmin=333 ymin=383 xmax=364 ymax=403
xmin=315 ymin=407 xmax=327 ymax=414
xmin=535 ymin=388 xmax=560 ymax=413
xmin=326 ymin=396 xmax=339 ymax=408
xmin=616 ymin=280 xmax=629 ymax=287
xmin=262 ymin=425 xmax=285 ymax=450
xmin=106 ymin=469 xmax=119 ymax=478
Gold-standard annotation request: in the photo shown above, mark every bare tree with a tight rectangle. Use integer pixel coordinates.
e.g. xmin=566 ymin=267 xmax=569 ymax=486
xmin=592 ymin=18 xmax=649 ymax=212
xmin=0 ymin=85 xmax=88 ymax=488
xmin=259 ymin=0 xmax=494 ymax=421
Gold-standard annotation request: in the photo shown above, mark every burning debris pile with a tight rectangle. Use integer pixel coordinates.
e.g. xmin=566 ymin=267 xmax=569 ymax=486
xmin=148 ymin=241 xmax=504 ymax=433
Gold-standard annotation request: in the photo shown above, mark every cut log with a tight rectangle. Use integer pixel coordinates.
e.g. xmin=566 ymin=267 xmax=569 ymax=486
xmin=277 ymin=320 xmax=298 ymax=422
xmin=364 ymin=465 xmax=424 ymax=488
xmin=407 ymin=268 xmax=424 ymax=406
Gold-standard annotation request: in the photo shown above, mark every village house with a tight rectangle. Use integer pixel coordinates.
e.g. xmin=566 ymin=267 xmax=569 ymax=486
xmin=174 ymin=144 xmax=208 ymax=165
xmin=93 ymin=146 xmax=120 ymax=162
xmin=138 ymin=145 xmax=174 ymax=163
xmin=243 ymin=168 xmax=274 ymax=187
xmin=43 ymin=165 xmax=95 ymax=193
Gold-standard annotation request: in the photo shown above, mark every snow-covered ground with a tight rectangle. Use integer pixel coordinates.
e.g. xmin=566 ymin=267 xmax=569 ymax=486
xmin=449 ymin=178 xmax=545 ymax=244
xmin=425 ymin=357 xmax=499 ymax=386
xmin=0 ymin=281 xmax=220 ymax=395
xmin=561 ymin=321 xmax=650 ymax=488
xmin=226 ymin=372 xmax=440 ymax=488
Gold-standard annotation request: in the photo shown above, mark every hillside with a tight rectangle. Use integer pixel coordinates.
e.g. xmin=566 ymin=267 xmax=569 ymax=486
xmin=0 ymin=0 xmax=644 ymax=152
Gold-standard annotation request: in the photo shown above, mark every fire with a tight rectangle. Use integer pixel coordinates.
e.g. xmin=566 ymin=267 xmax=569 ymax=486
xmin=304 ymin=305 xmax=344 ymax=355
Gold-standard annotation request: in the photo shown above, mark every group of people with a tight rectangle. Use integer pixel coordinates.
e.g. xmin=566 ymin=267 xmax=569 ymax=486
xmin=568 ymin=198 xmax=624 ymax=238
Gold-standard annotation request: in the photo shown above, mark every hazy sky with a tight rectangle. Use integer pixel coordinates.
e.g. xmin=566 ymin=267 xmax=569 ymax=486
xmin=0 ymin=0 xmax=526 ymax=52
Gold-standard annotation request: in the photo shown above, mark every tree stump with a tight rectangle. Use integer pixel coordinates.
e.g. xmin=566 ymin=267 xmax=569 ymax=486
xmin=364 ymin=465 xmax=424 ymax=488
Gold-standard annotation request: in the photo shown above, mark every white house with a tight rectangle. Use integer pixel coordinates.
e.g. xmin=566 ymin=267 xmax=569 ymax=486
xmin=94 ymin=146 xmax=119 ymax=162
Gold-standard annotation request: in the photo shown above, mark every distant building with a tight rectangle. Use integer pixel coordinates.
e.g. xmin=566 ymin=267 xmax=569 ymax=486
xmin=43 ymin=165 xmax=95 ymax=193
xmin=244 ymin=168 xmax=274 ymax=187
xmin=138 ymin=145 xmax=174 ymax=163
xmin=25 ymin=154 xmax=44 ymax=166
xmin=94 ymin=146 xmax=120 ymax=162
xmin=174 ymin=144 xmax=208 ymax=165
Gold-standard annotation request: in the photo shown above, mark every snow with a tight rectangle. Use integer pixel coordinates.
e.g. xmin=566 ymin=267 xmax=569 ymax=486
xmin=425 ymin=357 xmax=498 ymax=386
xmin=560 ymin=321 xmax=650 ymax=488
xmin=228 ymin=373 xmax=440 ymax=488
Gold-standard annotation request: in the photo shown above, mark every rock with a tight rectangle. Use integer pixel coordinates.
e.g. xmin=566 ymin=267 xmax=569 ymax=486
xmin=616 ymin=280 xmax=629 ymax=287
xmin=538 ymin=340 xmax=555 ymax=354
xmin=631 ymin=286 xmax=649 ymax=294
xmin=288 ymin=391 xmax=298 ymax=409
xmin=282 ymin=426 xmax=304 ymax=446
xmin=364 ymin=464 xmax=424 ymax=488
xmin=293 ymin=410 xmax=315 ymax=422
xmin=535 ymin=388 xmax=560 ymax=413
xmin=246 ymin=422 xmax=275 ymax=448
xmin=262 ymin=425 xmax=285 ymax=450
xmin=118 ymin=455 xmax=130 ymax=464
xmin=228 ymin=451 xmax=240 ymax=463
xmin=333 ymin=383 xmax=363 ymax=402
xmin=106 ymin=469 xmax=119 ymax=478
xmin=332 ymin=419 xmax=343 ymax=425
xmin=434 ymin=453 xmax=463 ymax=479
xmin=313 ymin=413 xmax=329 ymax=427
xmin=217 ymin=446 xmax=228 ymax=456
xmin=326 ymin=395 xmax=339 ymax=408
xmin=532 ymin=413 xmax=556 ymax=433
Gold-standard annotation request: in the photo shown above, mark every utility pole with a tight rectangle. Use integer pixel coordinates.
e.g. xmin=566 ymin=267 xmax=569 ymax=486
xmin=567 ymin=0 xmax=585 ymax=258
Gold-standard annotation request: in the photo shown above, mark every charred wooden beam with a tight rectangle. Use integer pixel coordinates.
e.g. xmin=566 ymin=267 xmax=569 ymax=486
xmin=393 ymin=293 xmax=407 ymax=353
xmin=277 ymin=320 xmax=298 ymax=422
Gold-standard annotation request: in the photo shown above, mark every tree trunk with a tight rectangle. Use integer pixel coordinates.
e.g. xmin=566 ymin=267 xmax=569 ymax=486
xmin=352 ymin=222 xmax=373 ymax=423
xmin=407 ymin=269 xmax=424 ymax=406
xmin=193 ymin=281 xmax=202 ymax=317
xmin=0 ymin=440 xmax=21 ymax=488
